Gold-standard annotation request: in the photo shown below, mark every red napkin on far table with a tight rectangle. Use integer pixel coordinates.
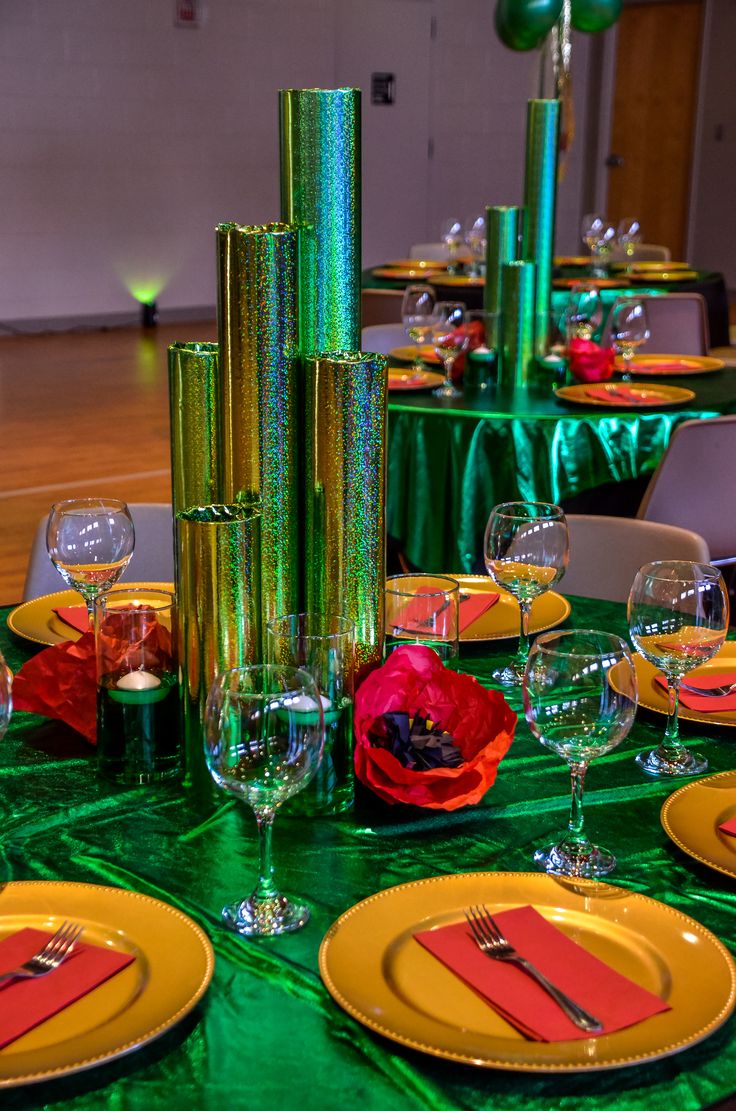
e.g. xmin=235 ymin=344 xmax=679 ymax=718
xmin=53 ymin=605 xmax=90 ymax=634
xmin=584 ymin=385 xmax=668 ymax=405
xmin=0 ymin=927 xmax=135 ymax=1049
xmin=395 ymin=592 xmax=500 ymax=637
xmin=654 ymin=671 xmax=736 ymax=713
xmin=415 ymin=905 xmax=670 ymax=1041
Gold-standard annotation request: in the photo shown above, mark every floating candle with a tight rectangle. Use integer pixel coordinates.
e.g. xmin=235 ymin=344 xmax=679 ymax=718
xmin=116 ymin=670 xmax=162 ymax=691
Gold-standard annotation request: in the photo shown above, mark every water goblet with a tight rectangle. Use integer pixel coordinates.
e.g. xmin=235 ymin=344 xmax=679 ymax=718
xmin=591 ymin=221 xmax=616 ymax=277
xmin=46 ymin=498 xmax=135 ymax=621
xmin=204 ymin=664 xmax=325 ymax=936
xmin=610 ymin=298 xmax=650 ymax=379
xmin=484 ymin=502 xmax=569 ymax=688
xmin=628 ymin=561 xmax=729 ymax=777
xmin=564 ymin=282 xmax=603 ymax=343
xmin=440 ymin=217 xmax=463 ymax=273
xmin=616 ymin=217 xmax=642 ymax=260
xmin=581 ymin=212 xmax=604 ymax=264
xmin=401 ymin=284 xmax=437 ymax=377
xmin=524 ymin=630 xmax=638 ymax=877
xmin=431 ymin=301 xmax=469 ymax=399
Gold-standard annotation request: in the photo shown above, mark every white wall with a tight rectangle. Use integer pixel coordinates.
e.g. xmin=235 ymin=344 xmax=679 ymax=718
xmin=0 ymin=0 xmax=594 ymax=325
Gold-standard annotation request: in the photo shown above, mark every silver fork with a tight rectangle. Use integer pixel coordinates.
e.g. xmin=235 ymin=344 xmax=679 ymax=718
xmin=465 ymin=905 xmax=603 ymax=1034
xmin=680 ymin=679 xmax=736 ymax=698
xmin=0 ymin=921 xmax=84 ymax=986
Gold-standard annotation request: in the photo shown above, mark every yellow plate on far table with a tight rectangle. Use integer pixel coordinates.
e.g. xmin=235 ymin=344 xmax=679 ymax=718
xmin=388 ymin=368 xmax=445 ymax=391
xmin=612 ymin=260 xmax=690 ymax=272
xmin=0 ymin=881 xmax=214 ymax=1088
xmin=390 ymin=344 xmax=441 ymax=365
xmin=629 ymin=270 xmax=698 ymax=283
xmin=372 ymin=266 xmax=444 ymax=281
xmin=633 ymin=644 xmax=736 ymax=728
xmin=385 ymin=258 xmax=448 ymax=271
xmin=661 ymin=771 xmax=736 ymax=881
xmin=319 ymin=871 xmax=736 ymax=1072
xmin=428 ymin=274 xmax=485 ymax=287
xmin=554 ymin=255 xmax=591 ymax=267
xmin=7 ymin=583 xmax=174 ymax=646
xmin=452 ymin=575 xmax=570 ymax=641
xmin=614 ymin=354 xmax=724 ymax=376
xmin=555 ymin=382 xmax=695 ymax=408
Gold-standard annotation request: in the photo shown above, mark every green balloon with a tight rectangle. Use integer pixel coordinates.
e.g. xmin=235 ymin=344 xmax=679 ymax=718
xmin=571 ymin=0 xmax=622 ymax=33
xmin=495 ymin=0 xmax=563 ymax=51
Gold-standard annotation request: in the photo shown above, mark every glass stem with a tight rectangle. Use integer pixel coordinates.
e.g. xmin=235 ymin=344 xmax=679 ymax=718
xmin=443 ymin=355 xmax=456 ymax=388
xmin=253 ymin=808 xmax=278 ymax=902
xmin=663 ymin=676 xmax=682 ymax=749
xmin=567 ymin=761 xmax=588 ymax=845
xmin=513 ymin=598 xmax=533 ymax=671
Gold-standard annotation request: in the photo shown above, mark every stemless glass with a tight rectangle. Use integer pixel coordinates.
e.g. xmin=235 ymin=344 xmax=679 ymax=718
xmin=610 ymin=298 xmax=650 ymax=378
xmin=484 ymin=502 xmax=569 ymax=687
xmin=616 ymin=217 xmax=642 ymax=260
xmin=440 ymin=217 xmax=463 ymax=273
xmin=524 ymin=630 xmax=638 ymax=877
xmin=401 ymin=284 xmax=437 ymax=376
xmin=385 ymin=573 xmax=460 ymax=664
xmin=204 ymin=664 xmax=325 ymax=936
xmin=628 ymin=561 xmax=729 ymax=777
xmin=564 ymin=282 xmax=603 ymax=343
xmin=46 ymin=498 xmax=135 ymax=620
xmin=431 ymin=301 xmax=469 ymax=399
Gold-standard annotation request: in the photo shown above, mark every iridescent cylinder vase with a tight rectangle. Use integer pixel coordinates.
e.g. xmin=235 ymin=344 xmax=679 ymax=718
xmin=175 ymin=503 xmax=262 ymax=802
xmin=484 ymin=206 xmax=521 ymax=355
xmin=168 ymin=341 xmax=220 ymax=519
xmin=216 ymin=222 xmax=300 ymax=638
xmin=499 ymin=261 xmax=537 ymax=392
xmin=521 ymin=99 xmax=561 ymax=357
xmin=304 ymin=352 xmax=388 ymax=683
xmin=279 ymin=88 xmax=361 ymax=354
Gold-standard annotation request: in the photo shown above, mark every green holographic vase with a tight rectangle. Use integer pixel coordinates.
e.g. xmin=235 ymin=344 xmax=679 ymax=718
xmin=521 ymin=99 xmax=561 ymax=357
xmin=168 ymin=341 xmax=220 ymax=519
xmin=484 ymin=206 xmax=522 ymax=354
xmin=499 ymin=261 xmax=537 ymax=391
xmin=175 ymin=503 xmax=262 ymax=803
xmin=216 ymin=222 xmax=300 ymax=639
xmin=279 ymin=88 xmax=361 ymax=355
xmin=304 ymin=352 xmax=388 ymax=683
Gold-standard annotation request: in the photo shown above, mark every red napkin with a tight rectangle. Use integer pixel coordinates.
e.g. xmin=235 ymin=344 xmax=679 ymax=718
xmin=584 ymin=385 xmax=668 ymax=405
xmin=719 ymin=817 xmax=736 ymax=837
xmin=395 ymin=592 xmax=499 ymax=637
xmin=654 ymin=671 xmax=736 ymax=712
xmin=0 ymin=927 xmax=135 ymax=1049
xmin=567 ymin=338 xmax=615 ymax=383
xmin=450 ymin=319 xmax=485 ymax=379
xmin=53 ymin=606 xmax=90 ymax=634
xmin=415 ymin=905 xmax=670 ymax=1041
xmin=630 ymin=360 xmax=696 ymax=374
xmin=12 ymin=632 xmax=97 ymax=742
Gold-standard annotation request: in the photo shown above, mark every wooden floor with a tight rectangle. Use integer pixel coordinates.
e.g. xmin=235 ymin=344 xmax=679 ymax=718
xmin=0 ymin=320 xmax=216 ymax=604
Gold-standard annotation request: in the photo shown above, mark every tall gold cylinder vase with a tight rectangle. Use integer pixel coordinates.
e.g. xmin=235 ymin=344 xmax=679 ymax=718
xmin=216 ymin=222 xmax=300 ymax=634
xmin=522 ymin=99 xmax=561 ymax=356
xmin=168 ymin=341 xmax=220 ymax=518
xmin=499 ymin=261 xmax=537 ymax=392
xmin=304 ymin=352 xmax=388 ymax=681
xmin=484 ymin=206 xmax=521 ymax=355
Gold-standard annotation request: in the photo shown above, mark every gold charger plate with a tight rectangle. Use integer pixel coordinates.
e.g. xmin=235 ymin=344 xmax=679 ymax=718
xmin=428 ymin=274 xmax=485 ymax=287
xmin=385 ymin=258 xmax=448 ymax=270
xmin=388 ymin=368 xmax=445 ymax=391
xmin=614 ymin=354 xmax=724 ymax=377
xmin=612 ymin=260 xmax=690 ymax=272
xmin=661 ymin=771 xmax=736 ymax=881
xmin=452 ymin=575 xmax=570 ymax=642
xmin=372 ymin=266 xmax=443 ymax=281
xmin=554 ymin=255 xmax=591 ymax=267
xmin=0 ymin=881 xmax=214 ymax=1088
xmin=555 ymin=382 xmax=695 ymax=408
xmin=629 ymin=270 xmax=698 ymax=283
xmin=553 ymin=277 xmax=625 ymax=289
xmin=390 ymin=344 xmax=441 ymax=365
xmin=633 ymin=644 xmax=736 ymax=728
xmin=7 ymin=582 xmax=174 ymax=646
xmin=319 ymin=871 xmax=736 ymax=1072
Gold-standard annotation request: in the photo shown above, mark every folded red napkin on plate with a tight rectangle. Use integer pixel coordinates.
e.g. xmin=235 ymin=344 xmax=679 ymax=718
xmin=395 ymin=592 xmax=499 ymax=637
xmin=568 ymin=338 xmax=615 ymax=383
xmin=584 ymin=385 xmax=667 ymax=405
xmin=635 ymin=360 xmax=695 ymax=374
xmin=654 ymin=672 xmax=736 ymax=712
xmin=719 ymin=816 xmax=736 ymax=837
xmin=0 ymin=927 xmax=135 ymax=1049
xmin=12 ymin=632 xmax=97 ymax=742
xmin=415 ymin=905 xmax=669 ymax=1041
xmin=53 ymin=605 xmax=89 ymax=634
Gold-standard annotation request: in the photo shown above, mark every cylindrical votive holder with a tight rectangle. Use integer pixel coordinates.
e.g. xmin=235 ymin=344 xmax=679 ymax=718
xmin=499 ymin=261 xmax=537 ymax=392
xmin=304 ymin=351 xmax=388 ymax=682
xmin=522 ymin=99 xmax=560 ymax=357
xmin=485 ymin=205 xmax=521 ymax=354
xmin=464 ymin=309 xmax=500 ymax=394
xmin=279 ymin=87 xmax=361 ymax=354
xmin=267 ymin=612 xmax=356 ymax=815
xmin=176 ymin=503 xmax=262 ymax=800
xmin=168 ymin=342 xmax=220 ymax=519
xmin=94 ymin=588 xmax=180 ymax=784
xmin=385 ymin=574 xmax=460 ymax=665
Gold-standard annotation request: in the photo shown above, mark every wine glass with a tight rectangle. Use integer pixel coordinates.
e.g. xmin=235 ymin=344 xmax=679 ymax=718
xmin=46 ymin=498 xmax=135 ymax=621
xmin=0 ymin=651 xmax=12 ymax=743
xmin=580 ymin=213 xmax=604 ymax=263
xmin=616 ymin=217 xmax=642 ymax=260
xmin=609 ymin=298 xmax=650 ymax=379
xmin=440 ymin=217 xmax=463 ymax=273
xmin=564 ymin=282 xmax=603 ymax=343
xmin=204 ymin=664 xmax=326 ymax=936
xmin=431 ymin=301 xmax=469 ymax=399
xmin=628 ymin=561 xmax=729 ymax=777
xmin=464 ymin=214 xmax=487 ymax=278
xmin=484 ymin=502 xmax=569 ymax=688
xmin=524 ymin=630 xmax=638 ymax=877
xmin=591 ymin=222 xmax=616 ymax=277
xmin=401 ymin=284 xmax=437 ymax=376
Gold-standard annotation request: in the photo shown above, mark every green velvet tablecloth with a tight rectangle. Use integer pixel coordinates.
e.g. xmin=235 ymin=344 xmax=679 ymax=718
xmin=2 ymin=599 xmax=736 ymax=1110
xmin=388 ymin=369 xmax=736 ymax=573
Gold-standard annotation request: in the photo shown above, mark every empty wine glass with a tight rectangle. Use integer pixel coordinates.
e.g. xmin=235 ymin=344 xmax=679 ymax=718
xmin=628 ymin=561 xmax=729 ymax=777
xmin=0 ymin=651 xmax=12 ymax=742
xmin=46 ymin=498 xmax=135 ymax=620
xmin=401 ymin=284 xmax=437 ymax=376
xmin=610 ymin=298 xmax=650 ymax=378
xmin=204 ymin=664 xmax=326 ymax=936
xmin=440 ymin=217 xmax=463 ymax=273
xmin=464 ymin=214 xmax=487 ymax=278
xmin=591 ymin=222 xmax=616 ymax=277
xmin=565 ymin=282 xmax=603 ymax=343
xmin=581 ymin=213 xmax=604 ymax=262
xmin=431 ymin=301 xmax=469 ymax=399
xmin=524 ymin=630 xmax=638 ymax=877
xmin=484 ymin=502 xmax=569 ymax=688
xmin=616 ymin=217 xmax=642 ymax=260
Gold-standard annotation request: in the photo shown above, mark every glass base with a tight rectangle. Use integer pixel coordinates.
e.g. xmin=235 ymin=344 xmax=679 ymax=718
xmin=636 ymin=745 xmax=708 ymax=778
xmin=222 ymin=894 xmax=310 ymax=937
xmin=491 ymin=660 xmax=525 ymax=687
xmin=433 ymin=382 xmax=462 ymax=399
xmin=534 ymin=839 xmax=616 ymax=879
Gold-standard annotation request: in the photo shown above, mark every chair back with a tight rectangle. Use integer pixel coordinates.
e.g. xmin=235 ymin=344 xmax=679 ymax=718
xmin=361 ymin=288 xmax=404 ymax=328
xmin=562 ymin=514 xmax=710 ymax=603
xmin=610 ymin=243 xmax=672 ymax=262
xmin=638 ymin=415 xmax=736 ymax=562
xmin=361 ymin=323 xmax=407 ymax=356
xmin=409 ymin=242 xmax=451 ymax=261
xmin=601 ymin=293 xmax=710 ymax=355
xmin=22 ymin=502 xmax=175 ymax=601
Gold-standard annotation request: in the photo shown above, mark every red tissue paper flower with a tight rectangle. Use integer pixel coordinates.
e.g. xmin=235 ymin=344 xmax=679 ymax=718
xmin=354 ymin=645 xmax=516 ymax=810
xmin=567 ymin=337 xmax=615 ymax=383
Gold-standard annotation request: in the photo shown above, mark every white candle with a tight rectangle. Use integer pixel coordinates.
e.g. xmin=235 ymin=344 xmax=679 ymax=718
xmin=288 ymin=692 xmax=332 ymax=714
xmin=116 ymin=670 xmax=161 ymax=692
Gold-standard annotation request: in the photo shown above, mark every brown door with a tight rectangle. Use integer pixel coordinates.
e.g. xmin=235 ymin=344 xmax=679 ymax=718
xmin=606 ymin=0 xmax=703 ymax=259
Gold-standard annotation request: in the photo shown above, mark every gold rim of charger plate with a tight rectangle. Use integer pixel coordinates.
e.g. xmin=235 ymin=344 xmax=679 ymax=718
xmin=614 ymin=354 xmax=724 ymax=376
xmin=430 ymin=576 xmax=570 ymax=642
xmin=555 ymin=383 xmax=696 ymax=408
xmin=7 ymin=582 xmax=174 ymax=646
xmin=633 ymin=646 xmax=736 ymax=728
xmin=661 ymin=771 xmax=736 ymax=881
